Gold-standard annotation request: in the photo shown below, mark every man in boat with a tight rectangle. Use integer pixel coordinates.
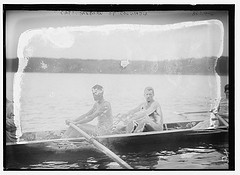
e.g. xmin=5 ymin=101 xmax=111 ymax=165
xmin=216 ymin=84 xmax=229 ymax=122
xmin=117 ymin=87 xmax=163 ymax=133
xmin=63 ymin=85 xmax=113 ymax=137
xmin=6 ymin=98 xmax=17 ymax=143
xmin=192 ymin=84 xmax=229 ymax=129
xmin=210 ymin=84 xmax=229 ymax=127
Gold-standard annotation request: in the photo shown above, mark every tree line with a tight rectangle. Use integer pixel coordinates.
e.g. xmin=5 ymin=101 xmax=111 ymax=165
xmin=6 ymin=56 xmax=228 ymax=75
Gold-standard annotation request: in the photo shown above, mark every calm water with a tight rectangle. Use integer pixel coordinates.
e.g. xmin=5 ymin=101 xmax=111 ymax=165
xmin=17 ymin=144 xmax=228 ymax=169
xmin=6 ymin=73 xmax=228 ymax=169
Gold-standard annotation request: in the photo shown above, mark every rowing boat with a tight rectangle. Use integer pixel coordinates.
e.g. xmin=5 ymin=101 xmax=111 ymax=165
xmin=5 ymin=120 xmax=228 ymax=169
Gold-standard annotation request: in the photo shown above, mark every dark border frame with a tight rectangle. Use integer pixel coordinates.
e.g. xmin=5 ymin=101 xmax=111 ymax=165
xmin=3 ymin=4 xmax=235 ymax=171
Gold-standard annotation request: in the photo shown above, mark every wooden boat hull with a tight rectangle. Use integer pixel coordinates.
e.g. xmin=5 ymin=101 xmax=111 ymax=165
xmin=5 ymin=121 xmax=228 ymax=169
xmin=103 ymin=127 xmax=228 ymax=152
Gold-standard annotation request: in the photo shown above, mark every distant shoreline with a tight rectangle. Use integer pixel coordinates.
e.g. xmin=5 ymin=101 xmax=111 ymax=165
xmin=6 ymin=56 xmax=228 ymax=75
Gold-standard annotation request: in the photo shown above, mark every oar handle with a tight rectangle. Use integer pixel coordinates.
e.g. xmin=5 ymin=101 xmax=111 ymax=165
xmin=215 ymin=114 xmax=229 ymax=127
xmin=175 ymin=110 xmax=211 ymax=115
xmin=69 ymin=123 xmax=133 ymax=169
xmin=174 ymin=110 xmax=229 ymax=127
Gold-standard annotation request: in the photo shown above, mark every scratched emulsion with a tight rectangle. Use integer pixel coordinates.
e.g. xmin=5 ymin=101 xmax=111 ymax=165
xmin=14 ymin=20 xmax=224 ymax=138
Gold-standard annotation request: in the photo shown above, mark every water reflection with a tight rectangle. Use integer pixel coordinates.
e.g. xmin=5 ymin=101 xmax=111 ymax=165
xmin=14 ymin=143 xmax=228 ymax=169
xmin=154 ymin=146 xmax=228 ymax=169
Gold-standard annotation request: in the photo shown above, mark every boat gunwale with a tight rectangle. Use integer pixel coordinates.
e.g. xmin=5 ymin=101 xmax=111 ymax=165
xmin=6 ymin=125 xmax=228 ymax=146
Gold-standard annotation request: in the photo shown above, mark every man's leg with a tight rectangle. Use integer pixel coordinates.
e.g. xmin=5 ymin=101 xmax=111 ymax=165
xmin=136 ymin=118 xmax=163 ymax=132
xmin=77 ymin=124 xmax=97 ymax=136
xmin=126 ymin=115 xmax=147 ymax=133
xmin=145 ymin=122 xmax=163 ymax=131
xmin=133 ymin=117 xmax=148 ymax=133
xmin=126 ymin=120 xmax=138 ymax=133
xmin=133 ymin=121 xmax=146 ymax=133
xmin=191 ymin=119 xmax=210 ymax=129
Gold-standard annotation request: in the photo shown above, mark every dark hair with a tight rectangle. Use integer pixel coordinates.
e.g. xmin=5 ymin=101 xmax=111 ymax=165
xmin=144 ymin=87 xmax=154 ymax=95
xmin=224 ymin=84 xmax=229 ymax=92
xmin=92 ymin=84 xmax=103 ymax=90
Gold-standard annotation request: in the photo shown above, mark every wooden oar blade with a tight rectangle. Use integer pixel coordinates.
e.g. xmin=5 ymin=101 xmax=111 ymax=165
xmin=69 ymin=123 xmax=133 ymax=169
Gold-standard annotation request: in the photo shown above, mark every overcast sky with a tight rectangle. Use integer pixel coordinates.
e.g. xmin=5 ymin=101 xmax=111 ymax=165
xmin=6 ymin=10 xmax=228 ymax=61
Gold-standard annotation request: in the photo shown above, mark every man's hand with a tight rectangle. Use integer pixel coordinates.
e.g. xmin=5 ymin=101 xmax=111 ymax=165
xmin=210 ymin=108 xmax=218 ymax=114
xmin=65 ymin=119 xmax=74 ymax=125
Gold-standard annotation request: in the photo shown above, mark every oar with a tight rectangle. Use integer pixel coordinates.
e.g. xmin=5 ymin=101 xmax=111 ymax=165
xmin=69 ymin=123 xmax=133 ymax=169
xmin=174 ymin=110 xmax=211 ymax=115
xmin=175 ymin=110 xmax=229 ymax=127
xmin=215 ymin=114 xmax=229 ymax=127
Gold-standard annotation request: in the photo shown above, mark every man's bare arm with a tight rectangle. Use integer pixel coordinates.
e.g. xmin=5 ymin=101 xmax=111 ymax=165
xmin=155 ymin=105 xmax=163 ymax=124
xmin=125 ymin=104 xmax=142 ymax=116
xmin=131 ymin=102 xmax=161 ymax=120
xmin=145 ymin=102 xmax=161 ymax=115
xmin=77 ymin=102 xmax=110 ymax=124
xmin=73 ymin=104 xmax=97 ymax=123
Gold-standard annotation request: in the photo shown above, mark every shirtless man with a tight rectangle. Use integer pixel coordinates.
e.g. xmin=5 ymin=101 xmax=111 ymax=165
xmin=6 ymin=98 xmax=17 ymax=143
xmin=63 ymin=85 xmax=113 ymax=137
xmin=210 ymin=84 xmax=229 ymax=127
xmin=122 ymin=87 xmax=163 ymax=133
xmin=192 ymin=84 xmax=229 ymax=129
xmin=216 ymin=84 xmax=229 ymax=122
